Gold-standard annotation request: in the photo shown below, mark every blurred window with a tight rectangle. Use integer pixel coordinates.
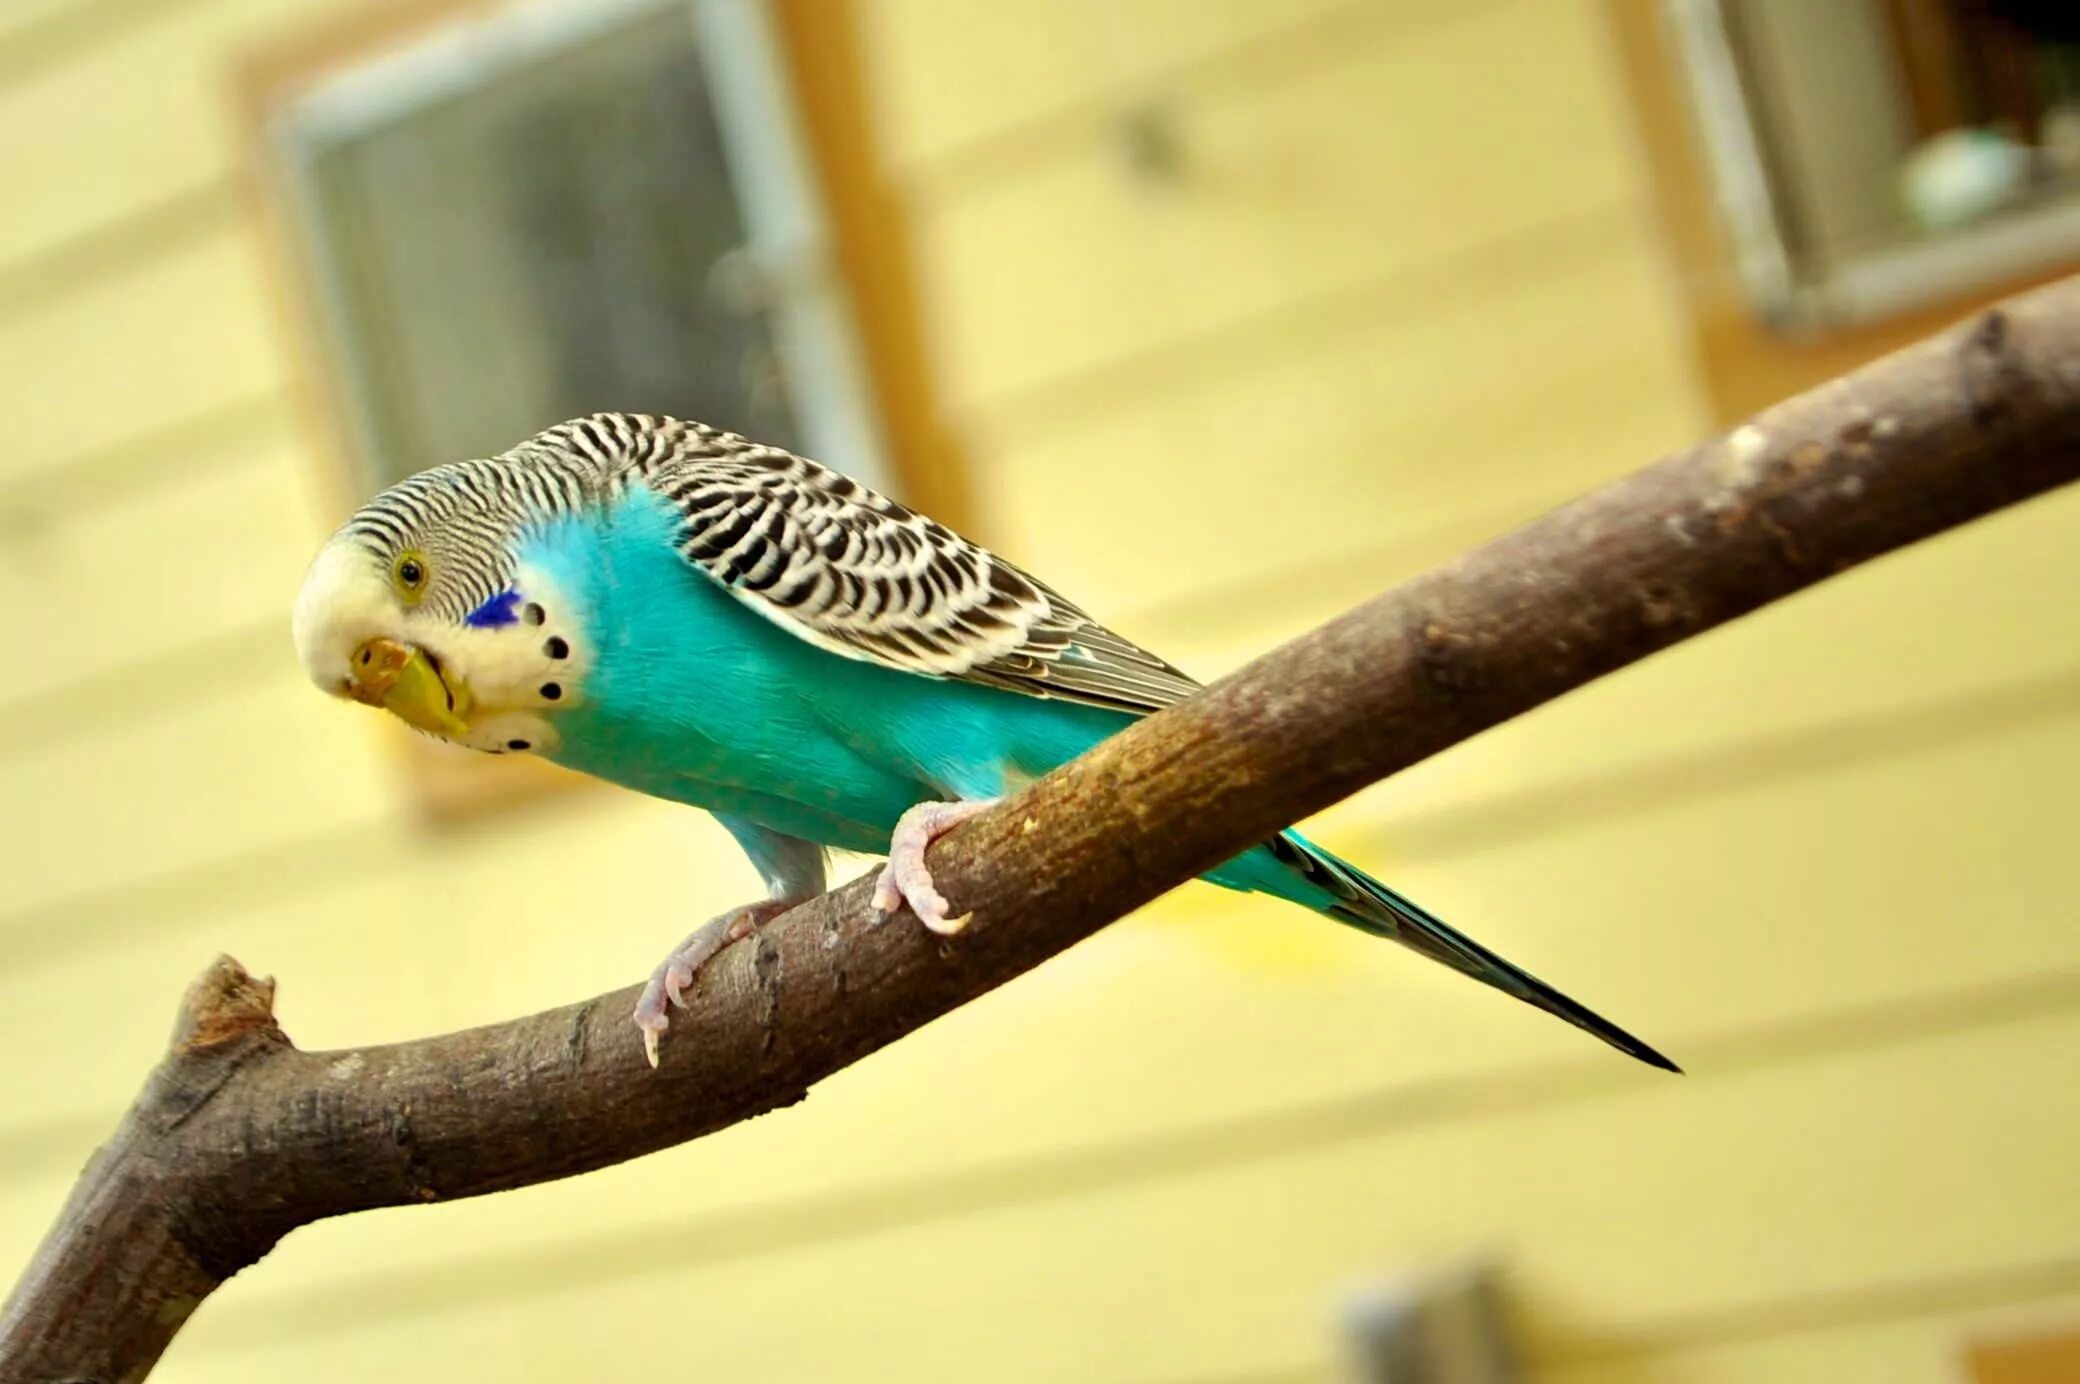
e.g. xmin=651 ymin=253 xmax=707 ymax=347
xmin=1664 ymin=0 xmax=2080 ymax=332
xmin=265 ymin=0 xmax=890 ymax=497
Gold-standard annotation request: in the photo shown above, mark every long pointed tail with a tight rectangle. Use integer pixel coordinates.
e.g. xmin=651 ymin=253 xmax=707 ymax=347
xmin=1271 ymin=835 xmax=1680 ymax=1072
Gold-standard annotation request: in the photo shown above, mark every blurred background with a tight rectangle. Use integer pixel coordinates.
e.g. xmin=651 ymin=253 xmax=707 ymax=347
xmin=2 ymin=0 xmax=2078 ymax=1379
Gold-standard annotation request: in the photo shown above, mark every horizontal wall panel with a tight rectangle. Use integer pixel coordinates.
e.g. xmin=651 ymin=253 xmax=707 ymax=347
xmin=0 ymin=0 xmax=83 ymax=48
xmin=0 ymin=0 xmax=332 ymax=269
xmin=0 ymin=225 xmax=286 ymax=485
xmin=0 ymin=791 xmax=745 ymax=1124
xmin=914 ymin=0 xmax=1649 ymax=413
xmin=0 ymin=668 xmax=393 ymax=920
xmin=858 ymin=0 xmax=1094 ymax=172
xmin=860 ymin=0 xmax=1359 ymax=175
xmin=971 ymin=213 xmax=1701 ymax=622
xmin=0 ymin=420 xmax=321 ymax=706
xmin=1323 ymin=480 xmax=2080 ymax=847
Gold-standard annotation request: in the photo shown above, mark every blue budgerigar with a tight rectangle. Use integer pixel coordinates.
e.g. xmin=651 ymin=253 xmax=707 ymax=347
xmin=294 ymin=414 xmax=1676 ymax=1072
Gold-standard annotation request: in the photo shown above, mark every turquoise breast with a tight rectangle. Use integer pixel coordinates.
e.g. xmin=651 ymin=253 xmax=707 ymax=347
xmin=517 ymin=484 xmax=1139 ymax=856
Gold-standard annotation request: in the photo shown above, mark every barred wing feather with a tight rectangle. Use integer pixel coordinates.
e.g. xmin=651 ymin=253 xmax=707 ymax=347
xmin=644 ymin=439 xmax=1199 ymax=716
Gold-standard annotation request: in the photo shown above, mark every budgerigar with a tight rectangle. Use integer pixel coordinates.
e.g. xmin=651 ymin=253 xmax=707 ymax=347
xmin=294 ymin=414 xmax=1676 ymax=1072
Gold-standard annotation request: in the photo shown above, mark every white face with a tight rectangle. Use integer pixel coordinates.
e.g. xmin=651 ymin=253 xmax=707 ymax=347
xmin=292 ymin=538 xmax=589 ymax=757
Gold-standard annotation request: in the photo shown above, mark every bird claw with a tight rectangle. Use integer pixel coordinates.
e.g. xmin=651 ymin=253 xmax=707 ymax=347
xmin=632 ymin=899 xmax=794 ymax=1067
xmin=663 ymin=957 xmax=698 ymax=1010
xmin=874 ymin=799 xmax=997 ymax=936
xmin=634 ymin=799 xmax=994 ymax=1065
xmin=633 ymin=972 xmax=679 ymax=1069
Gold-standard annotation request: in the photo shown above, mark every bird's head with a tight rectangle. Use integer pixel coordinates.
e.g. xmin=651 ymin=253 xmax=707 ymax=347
xmin=293 ymin=461 xmax=587 ymax=757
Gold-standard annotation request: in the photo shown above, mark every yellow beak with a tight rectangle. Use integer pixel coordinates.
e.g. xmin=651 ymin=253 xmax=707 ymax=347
xmin=346 ymin=639 xmax=471 ymax=736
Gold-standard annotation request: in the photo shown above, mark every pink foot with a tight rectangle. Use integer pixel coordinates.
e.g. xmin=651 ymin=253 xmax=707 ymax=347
xmin=872 ymin=799 xmax=998 ymax=936
xmin=634 ymin=898 xmax=798 ymax=1067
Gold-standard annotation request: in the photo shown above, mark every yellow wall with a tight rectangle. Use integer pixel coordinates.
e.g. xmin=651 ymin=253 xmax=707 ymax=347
xmin=1 ymin=1 xmax=2076 ymax=1379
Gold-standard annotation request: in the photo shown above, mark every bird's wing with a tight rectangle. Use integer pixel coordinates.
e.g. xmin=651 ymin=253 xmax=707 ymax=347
xmin=642 ymin=432 xmax=1201 ymax=716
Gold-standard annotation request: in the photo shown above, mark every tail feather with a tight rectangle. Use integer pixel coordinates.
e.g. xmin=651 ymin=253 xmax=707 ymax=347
xmin=1270 ymin=835 xmax=1680 ymax=1073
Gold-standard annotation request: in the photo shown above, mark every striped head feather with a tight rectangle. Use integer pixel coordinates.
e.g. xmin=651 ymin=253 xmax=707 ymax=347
xmin=291 ymin=422 xmax=640 ymax=756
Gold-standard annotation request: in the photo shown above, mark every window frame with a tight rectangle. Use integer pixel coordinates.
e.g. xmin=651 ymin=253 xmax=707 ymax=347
xmin=1606 ymin=0 xmax=2080 ymax=424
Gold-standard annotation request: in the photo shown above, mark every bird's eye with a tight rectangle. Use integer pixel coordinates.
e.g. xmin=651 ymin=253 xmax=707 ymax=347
xmin=393 ymin=552 xmax=429 ymax=599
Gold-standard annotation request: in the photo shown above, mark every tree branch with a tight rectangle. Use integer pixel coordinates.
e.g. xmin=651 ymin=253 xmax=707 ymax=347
xmin=8 ymin=277 xmax=2080 ymax=1381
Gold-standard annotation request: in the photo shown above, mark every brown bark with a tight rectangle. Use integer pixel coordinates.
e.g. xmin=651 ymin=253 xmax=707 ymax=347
xmin=7 ymin=276 xmax=2080 ymax=1381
